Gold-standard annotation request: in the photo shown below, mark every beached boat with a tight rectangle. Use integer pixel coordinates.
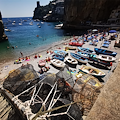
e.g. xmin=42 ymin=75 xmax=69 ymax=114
xmin=78 ymin=47 xmax=95 ymax=54
xmin=79 ymin=65 xmax=105 ymax=78
xmin=54 ymin=50 xmax=68 ymax=57
xmin=97 ymin=54 xmax=116 ymax=62
xmin=77 ymin=52 xmax=90 ymax=58
xmin=102 ymin=43 xmax=109 ymax=48
xmin=89 ymin=54 xmax=112 ymax=67
xmin=52 ymin=54 xmax=64 ymax=61
xmin=51 ymin=59 xmax=65 ymax=68
xmin=64 ymin=56 xmax=78 ymax=65
xmin=65 ymin=46 xmax=77 ymax=50
xmin=69 ymin=41 xmax=83 ymax=47
xmin=38 ymin=59 xmax=46 ymax=67
xmin=70 ymin=53 xmax=88 ymax=64
xmin=89 ymin=39 xmax=98 ymax=46
xmin=76 ymin=73 xmax=103 ymax=88
xmin=94 ymin=48 xmax=117 ymax=57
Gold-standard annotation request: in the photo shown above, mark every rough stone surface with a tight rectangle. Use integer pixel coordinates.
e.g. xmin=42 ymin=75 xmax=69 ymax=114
xmin=85 ymin=62 xmax=120 ymax=120
xmin=64 ymin=0 xmax=120 ymax=29
xmin=0 ymin=12 xmax=8 ymax=42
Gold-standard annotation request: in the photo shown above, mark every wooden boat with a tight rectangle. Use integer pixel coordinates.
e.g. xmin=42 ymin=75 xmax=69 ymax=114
xmin=54 ymin=50 xmax=68 ymax=57
xmin=89 ymin=54 xmax=112 ymax=67
xmin=65 ymin=46 xmax=77 ymax=50
xmin=79 ymin=65 xmax=105 ymax=78
xmin=97 ymin=54 xmax=116 ymax=62
xmin=76 ymin=74 xmax=103 ymax=88
xmin=69 ymin=41 xmax=83 ymax=47
xmin=64 ymin=56 xmax=78 ymax=65
xmin=77 ymin=52 xmax=90 ymax=58
xmin=52 ymin=54 xmax=64 ymax=61
xmin=38 ymin=60 xmax=46 ymax=67
xmin=94 ymin=48 xmax=117 ymax=57
xmin=51 ymin=59 xmax=65 ymax=68
xmin=70 ymin=53 xmax=88 ymax=64
xmin=78 ymin=47 xmax=95 ymax=54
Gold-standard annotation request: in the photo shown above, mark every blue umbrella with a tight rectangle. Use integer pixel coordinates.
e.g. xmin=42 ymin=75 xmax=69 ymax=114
xmin=109 ymin=30 xmax=117 ymax=33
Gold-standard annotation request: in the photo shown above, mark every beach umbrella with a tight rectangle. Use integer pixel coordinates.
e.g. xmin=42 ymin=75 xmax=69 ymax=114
xmin=92 ymin=29 xmax=98 ymax=32
xmin=109 ymin=30 xmax=117 ymax=33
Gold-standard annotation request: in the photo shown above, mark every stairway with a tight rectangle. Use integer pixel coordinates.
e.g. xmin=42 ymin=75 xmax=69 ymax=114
xmin=0 ymin=92 xmax=23 ymax=120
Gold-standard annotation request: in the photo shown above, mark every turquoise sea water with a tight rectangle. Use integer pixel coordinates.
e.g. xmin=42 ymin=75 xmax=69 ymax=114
xmin=0 ymin=17 xmax=86 ymax=63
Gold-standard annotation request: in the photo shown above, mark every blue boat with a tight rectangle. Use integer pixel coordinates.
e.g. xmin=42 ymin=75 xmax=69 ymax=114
xmin=54 ymin=50 xmax=68 ymax=57
xmin=94 ymin=48 xmax=117 ymax=57
xmin=78 ymin=47 xmax=95 ymax=54
xmin=89 ymin=54 xmax=112 ymax=67
xmin=70 ymin=53 xmax=88 ymax=64
xmin=102 ymin=43 xmax=109 ymax=48
xmin=77 ymin=52 xmax=89 ymax=58
xmin=52 ymin=54 xmax=64 ymax=61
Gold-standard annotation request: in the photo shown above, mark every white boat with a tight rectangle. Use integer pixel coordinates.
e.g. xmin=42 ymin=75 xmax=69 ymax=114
xmin=79 ymin=65 xmax=105 ymax=78
xmin=29 ymin=22 xmax=33 ymax=25
xmin=19 ymin=23 xmax=22 ymax=25
xmin=97 ymin=54 xmax=116 ymax=62
xmin=51 ymin=59 xmax=65 ymax=68
xmin=38 ymin=26 xmax=41 ymax=28
xmin=65 ymin=56 xmax=78 ymax=65
xmin=5 ymin=29 xmax=11 ymax=32
xmin=41 ymin=22 xmax=44 ymax=24
xmin=12 ymin=23 xmax=15 ymax=25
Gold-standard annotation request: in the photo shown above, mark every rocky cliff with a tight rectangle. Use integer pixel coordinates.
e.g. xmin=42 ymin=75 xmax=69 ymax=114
xmin=64 ymin=0 xmax=120 ymax=29
xmin=0 ymin=12 xmax=8 ymax=42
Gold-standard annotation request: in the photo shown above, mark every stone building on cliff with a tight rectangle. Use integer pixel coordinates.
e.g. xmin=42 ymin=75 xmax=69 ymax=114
xmin=0 ymin=11 xmax=8 ymax=42
xmin=33 ymin=0 xmax=64 ymax=22
xmin=108 ymin=6 xmax=120 ymax=25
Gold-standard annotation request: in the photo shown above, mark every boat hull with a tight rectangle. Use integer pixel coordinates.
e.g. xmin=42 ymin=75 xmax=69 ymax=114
xmin=94 ymin=48 xmax=117 ymax=57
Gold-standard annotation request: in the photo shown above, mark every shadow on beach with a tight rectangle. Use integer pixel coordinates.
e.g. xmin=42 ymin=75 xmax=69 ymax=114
xmin=88 ymin=62 xmax=110 ymax=70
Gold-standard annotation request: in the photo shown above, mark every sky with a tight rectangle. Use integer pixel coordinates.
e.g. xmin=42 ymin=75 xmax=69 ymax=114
xmin=0 ymin=0 xmax=51 ymax=18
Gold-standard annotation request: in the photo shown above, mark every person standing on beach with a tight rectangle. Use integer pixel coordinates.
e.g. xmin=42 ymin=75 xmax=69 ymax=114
xmin=20 ymin=52 xmax=23 ymax=57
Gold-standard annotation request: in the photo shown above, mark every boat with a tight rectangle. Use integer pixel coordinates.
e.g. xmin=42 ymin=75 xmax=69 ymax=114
xmin=29 ymin=22 xmax=33 ymax=25
xmin=97 ymin=54 xmax=116 ymax=62
xmin=70 ymin=53 xmax=88 ymax=64
xmin=4 ymin=28 xmax=11 ymax=32
xmin=77 ymin=51 xmax=90 ymax=58
xmin=89 ymin=54 xmax=112 ymax=67
xmin=12 ymin=23 xmax=15 ymax=25
xmin=65 ymin=46 xmax=77 ymax=50
xmin=38 ymin=26 xmax=41 ymax=28
xmin=19 ymin=22 xmax=22 ymax=25
xmin=54 ymin=50 xmax=68 ymax=57
xmin=55 ymin=23 xmax=63 ymax=29
xmin=52 ymin=54 xmax=64 ymax=61
xmin=102 ymin=43 xmax=109 ymax=48
xmin=38 ymin=59 xmax=46 ymax=67
xmin=51 ymin=59 xmax=65 ymax=68
xmin=94 ymin=48 xmax=117 ymax=57
xmin=89 ymin=39 xmax=98 ymax=46
xmin=79 ymin=65 xmax=106 ymax=78
xmin=78 ymin=47 xmax=95 ymax=54
xmin=69 ymin=41 xmax=83 ymax=47
xmin=76 ymin=73 xmax=103 ymax=88
xmin=64 ymin=56 xmax=78 ymax=65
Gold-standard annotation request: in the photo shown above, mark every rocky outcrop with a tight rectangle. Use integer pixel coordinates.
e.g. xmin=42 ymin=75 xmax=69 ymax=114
xmin=33 ymin=1 xmax=64 ymax=22
xmin=64 ymin=0 xmax=120 ymax=29
xmin=0 ymin=11 xmax=8 ymax=42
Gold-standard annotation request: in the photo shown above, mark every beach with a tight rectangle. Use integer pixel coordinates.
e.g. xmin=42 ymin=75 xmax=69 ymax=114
xmin=0 ymin=32 xmax=120 ymax=86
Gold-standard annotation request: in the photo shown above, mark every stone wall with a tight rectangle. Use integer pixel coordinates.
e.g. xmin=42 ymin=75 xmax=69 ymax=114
xmin=85 ymin=62 xmax=120 ymax=120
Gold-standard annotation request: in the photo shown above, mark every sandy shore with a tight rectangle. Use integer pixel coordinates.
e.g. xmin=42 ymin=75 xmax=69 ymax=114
xmin=0 ymin=33 xmax=120 ymax=85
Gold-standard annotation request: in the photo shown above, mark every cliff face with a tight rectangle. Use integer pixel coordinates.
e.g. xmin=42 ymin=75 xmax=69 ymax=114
xmin=0 ymin=12 xmax=8 ymax=42
xmin=64 ymin=0 xmax=120 ymax=29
